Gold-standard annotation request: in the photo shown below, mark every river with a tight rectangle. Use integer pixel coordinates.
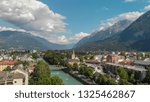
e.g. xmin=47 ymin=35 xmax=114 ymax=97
xmin=50 ymin=65 xmax=83 ymax=85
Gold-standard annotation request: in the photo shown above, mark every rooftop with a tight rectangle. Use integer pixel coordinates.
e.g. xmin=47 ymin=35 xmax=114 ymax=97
xmin=0 ymin=60 xmax=17 ymax=65
xmin=134 ymin=60 xmax=150 ymax=66
xmin=106 ymin=63 xmax=147 ymax=72
xmin=0 ymin=71 xmax=25 ymax=81
xmin=12 ymin=73 xmax=25 ymax=79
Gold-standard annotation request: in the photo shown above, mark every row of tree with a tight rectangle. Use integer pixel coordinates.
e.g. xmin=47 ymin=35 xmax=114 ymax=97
xmin=44 ymin=51 xmax=67 ymax=66
xmin=79 ymin=65 xmax=94 ymax=78
xmin=29 ymin=61 xmax=64 ymax=85
xmin=95 ymin=74 xmax=117 ymax=85
xmin=96 ymin=66 xmax=150 ymax=85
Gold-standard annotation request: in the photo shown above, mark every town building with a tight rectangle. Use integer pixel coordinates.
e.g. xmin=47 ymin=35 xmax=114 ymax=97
xmin=106 ymin=54 xmax=125 ymax=63
xmin=94 ymin=55 xmax=103 ymax=62
xmin=133 ymin=60 xmax=150 ymax=68
xmin=0 ymin=60 xmax=17 ymax=71
xmin=12 ymin=69 xmax=28 ymax=85
xmin=0 ymin=69 xmax=28 ymax=85
xmin=103 ymin=63 xmax=147 ymax=81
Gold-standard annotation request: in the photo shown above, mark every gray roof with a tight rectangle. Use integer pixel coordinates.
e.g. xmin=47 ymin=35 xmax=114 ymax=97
xmin=106 ymin=63 xmax=147 ymax=72
xmin=12 ymin=73 xmax=25 ymax=79
xmin=0 ymin=71 xmax=25 ymax=81
xmin=134 ymin=60 xmax=150 ymax=66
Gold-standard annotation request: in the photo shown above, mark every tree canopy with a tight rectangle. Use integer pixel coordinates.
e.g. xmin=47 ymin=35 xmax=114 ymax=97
xmin=29 ymin=61 xmax=64 ymax=85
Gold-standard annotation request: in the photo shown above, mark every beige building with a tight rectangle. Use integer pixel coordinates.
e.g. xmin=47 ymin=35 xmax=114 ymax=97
xmin=12 ymin=69 xmax=28 ymax=85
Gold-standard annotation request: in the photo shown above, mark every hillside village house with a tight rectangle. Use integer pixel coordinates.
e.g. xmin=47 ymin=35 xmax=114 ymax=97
xmin=0 ymin=60 xmax=17 ymax=71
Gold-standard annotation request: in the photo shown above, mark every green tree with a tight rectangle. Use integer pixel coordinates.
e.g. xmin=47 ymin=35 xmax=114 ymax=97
xmin=13 ymin=55 xmax=16 ymax=60
xmin=90 ymin=55 xmax=94 ymax=60
xmin=119 ymin=79 xmax=132 ymax=85
xmin=73 ymin=63 xmax=78 ymax=71
xmin=117 ymin=67 xmax=128 ymax=80
xmin=79 ymin=66 xmax=86 ymax=74
xmin=129 ymin=72 xmax=136 ymax=84
xmin=50 ymin=76 xmax=64 ymax=85
xmin=96 ymin=74 xmax=117 ymax=85
xmin=30 ymin=61 xmax=64 ymax=85
xmin=3 ymin=66 xmax=11 ymax=72
xmin=144 ymin=67 xmax=150 ymax=84
xmin=84 ymin=67 xmax=94 ymax=78
xmin=79 ymin=56 xmax=84 ymax=62
xmin=84 ymin=56 xmax=88 ymax=60
xmin=107 ymin=78 xmax=117 ymax=85
xmin=97 ymin=74 xmax=108 ymax=85
xmin=44 ymin=51 xmax=65 ymax=65
xmin=66 ymin=63 xmax=73 ymax=71
xmin=22 ymin=61 xmax=29 ymax=67
xmin=32 ymin=52 xmax=39 ymax=59
xmin=30 ymin=61 xmax=51 ymax=85
xmin=79 ymin=65 xmax=94 ymax=77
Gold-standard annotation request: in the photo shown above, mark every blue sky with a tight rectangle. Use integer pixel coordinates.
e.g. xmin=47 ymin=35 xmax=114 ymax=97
xmin=0 ymin=0 xmax=150 ymax=44
xmin=42 ymin=0 xmax=147 ymax=34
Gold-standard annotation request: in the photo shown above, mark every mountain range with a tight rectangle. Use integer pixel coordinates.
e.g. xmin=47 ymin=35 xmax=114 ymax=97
xmin=75 ymin=19 xmax=133 ymax=48
xmin=74 ymin=11 xmax=150 ymax=51
xmin=1 ymin=11 xmax=150 ymax=51
xmin=0 ymin=31 xmax=72 ymax=50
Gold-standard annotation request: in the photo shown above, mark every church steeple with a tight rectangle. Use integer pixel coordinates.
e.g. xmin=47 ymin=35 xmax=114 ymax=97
xmin=71 ymin=50 xmax=75 ymax=59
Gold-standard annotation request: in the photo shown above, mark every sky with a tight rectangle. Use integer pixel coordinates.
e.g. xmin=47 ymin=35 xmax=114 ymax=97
xmin=0 ymin=0 xmax=150 ymax=44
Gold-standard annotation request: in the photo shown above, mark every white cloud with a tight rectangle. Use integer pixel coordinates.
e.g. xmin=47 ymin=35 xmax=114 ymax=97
xmin=0 ymin=26 xmax=89 ymax=44
xmin=0 ymin=26 xmax=26 ymax=32
xmin=124 ymin=0 xmax=136 ymax=2
xmin=57 ymin=35 xmax=69 ymax=44
xmin=0 ymin=0 xmax=66 ymax=44
xmin=49 ymin=32 xmax=90 ymax=44
xmin=0 ymin=0 xmax=145 ymax=45
xmin=144 ymin=5 xmax=150 ymax=10
xmin=98 ymin=12 xmax=144 ymax=31
xmin=69 ymin=32 xmax=90 ymax=43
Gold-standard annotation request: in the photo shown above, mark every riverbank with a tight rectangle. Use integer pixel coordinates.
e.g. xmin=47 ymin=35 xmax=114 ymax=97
xmin=50 ymin=65 xmax=83 ymax=85
xmin=62 ymin=69 xmax=96 ymax=85
xmin=42 ymin=59 xmax=94 ymax=85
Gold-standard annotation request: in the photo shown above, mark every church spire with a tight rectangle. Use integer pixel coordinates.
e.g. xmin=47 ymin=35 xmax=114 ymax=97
xmin=71 ymin=50 xmax=75 ymax=59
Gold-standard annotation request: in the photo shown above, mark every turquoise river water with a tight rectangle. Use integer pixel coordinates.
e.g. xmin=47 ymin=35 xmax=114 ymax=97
xmin=50 ymin=65 xmax=83 ymax=85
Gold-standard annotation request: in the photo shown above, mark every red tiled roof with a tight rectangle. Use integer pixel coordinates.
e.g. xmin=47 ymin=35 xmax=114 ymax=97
xmin=0 ymin=60 xmax=17 ymax=65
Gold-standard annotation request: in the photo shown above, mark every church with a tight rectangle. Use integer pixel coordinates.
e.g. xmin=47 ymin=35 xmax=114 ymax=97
xmin=67 ymin=50 xmax=80 ymax=66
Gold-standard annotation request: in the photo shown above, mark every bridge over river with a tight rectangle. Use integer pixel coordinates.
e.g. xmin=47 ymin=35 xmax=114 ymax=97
xmin=50 ymin=66 xmax=66 ymax=71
